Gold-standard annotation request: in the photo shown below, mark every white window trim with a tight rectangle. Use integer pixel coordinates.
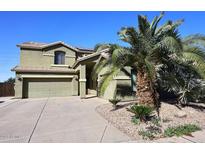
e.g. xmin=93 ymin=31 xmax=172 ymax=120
xmin=21 ymin=75 xmax=74 ymax=78
xmin=43 ymin=53 xmax=75 ymax=58
xmin=113 ymin=76 xmax=131 ymax=80
xmin=51 ymin=64 xmax=69 ymax=67
xmin=79 ymin=79 xmax=87 ymax=82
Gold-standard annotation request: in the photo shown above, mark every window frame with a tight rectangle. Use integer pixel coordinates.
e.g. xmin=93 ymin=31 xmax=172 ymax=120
xmin=54 ymin=51 xmax=65 ymax=65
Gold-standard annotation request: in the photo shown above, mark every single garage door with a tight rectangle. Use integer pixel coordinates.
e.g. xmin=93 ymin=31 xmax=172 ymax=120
xmin=23 ymin=78 xmax=72 ymax=98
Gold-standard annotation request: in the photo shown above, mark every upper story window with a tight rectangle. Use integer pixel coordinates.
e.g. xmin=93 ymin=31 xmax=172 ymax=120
xmin=54 ymin=51 xmax=65 ymax=64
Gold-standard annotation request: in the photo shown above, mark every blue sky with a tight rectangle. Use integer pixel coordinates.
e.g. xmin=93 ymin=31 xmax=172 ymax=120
xmin=1 ymin=11 xmax=205 ymax=82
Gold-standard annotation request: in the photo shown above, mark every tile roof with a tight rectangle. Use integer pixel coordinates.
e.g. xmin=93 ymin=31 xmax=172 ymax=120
xmin=17 ymin=41 xmax=94 ymax=53
xmin=75 ymin=47 xmax=94 ymax=53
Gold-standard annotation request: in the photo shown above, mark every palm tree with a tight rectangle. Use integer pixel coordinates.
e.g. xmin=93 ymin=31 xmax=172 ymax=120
xmin=93 ymin=12 xmax=183 ymax=108
xmin=157 ymin=34 xmax=205 ymax=105
xmin=182 ymin=34 xmax=205 ymax=79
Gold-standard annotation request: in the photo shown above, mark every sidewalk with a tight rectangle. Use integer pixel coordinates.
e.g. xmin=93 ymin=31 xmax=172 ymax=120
xmin=0 ymin=97 xmax=17 ymax=108
xmin=0 ymin=97 xmax=13 ymax=102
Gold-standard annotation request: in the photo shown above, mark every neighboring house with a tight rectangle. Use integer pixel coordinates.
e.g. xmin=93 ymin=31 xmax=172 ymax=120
xmin=12 ymin=41 xmax=136 ymax=100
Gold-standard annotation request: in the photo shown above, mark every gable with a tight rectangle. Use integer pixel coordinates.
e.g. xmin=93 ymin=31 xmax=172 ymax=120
xmin=73 ymin=48 xmax=109 ymax=68
xmin=43 ymin=45 xmax=76 ymax=57
xmin=19 ymin=45 xmax=77 ymax=68
xmin=18 ymin=41 xmax=94 ymax=68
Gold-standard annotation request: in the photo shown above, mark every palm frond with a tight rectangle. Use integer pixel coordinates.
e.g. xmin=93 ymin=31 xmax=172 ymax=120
xmin=155 ymin=19 xmax=183 ymax=41
xmin=171 ymin=19 xmax=184 ymax=29
xmin=118 ymin=27 xmax=139 ymax=47
xmin=182 ymin=46 xmax=205 ymax=78
xmin=183 ymin=34 xmax=205 ymax=46
xmin=112 ymin=47 xmax=135 ymax=67
xmin=98 ymin=67 xmax=120 ymax=96
xmin=138 ymin=15 xmax=150 ymax=35
xmin=92 ymin=57 xmax=110 ymax=80
xmin=157 ymin=36 xmax=182 ymax=56
xmin=94 ymin=44 xmax=111 ymax=53
xmin=150 ymin=11 xmax=164 ymax=35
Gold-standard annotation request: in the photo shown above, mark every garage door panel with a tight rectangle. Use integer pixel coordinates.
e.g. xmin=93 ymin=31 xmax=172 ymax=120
xmin=24 ymin=78 xmax=72 ymax=98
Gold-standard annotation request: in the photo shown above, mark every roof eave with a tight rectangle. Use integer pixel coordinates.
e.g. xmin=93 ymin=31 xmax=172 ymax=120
xmin=17 ymin=41 xmax=81 ymax=52
xmin=72 ymin=48 xmax=109 ymax=68
xmin=11 ymin=66 xmax=76 ymax=73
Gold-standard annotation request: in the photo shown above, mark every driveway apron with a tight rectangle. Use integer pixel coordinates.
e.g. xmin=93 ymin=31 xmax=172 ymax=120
xmin=0 ymin=97 xmax=131 ymax=143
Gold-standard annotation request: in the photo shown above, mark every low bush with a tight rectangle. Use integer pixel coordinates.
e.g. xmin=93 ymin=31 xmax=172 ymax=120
xmin=138 ymin=129 xmax=156 ymax=140
xmin=131 ymin=116 xmax=140 ymax=125
xmin=164 ymin=124 xmax=201 ymax=137
xmin=127 ymin=105 xmax=154 ymax=122
xmin=138 ymin=123 xmax=201 ymax=140
xmin=151 ymin=117 xmax=161 ymax=127
xmin=109 ymin=98 xmax=121 ymax=109
xmin=138 ymin=117 xmax=163 ymax=140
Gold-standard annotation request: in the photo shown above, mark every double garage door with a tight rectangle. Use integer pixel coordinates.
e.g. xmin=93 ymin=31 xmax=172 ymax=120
xmin=23 ymin=78 xmax=72 ymax=98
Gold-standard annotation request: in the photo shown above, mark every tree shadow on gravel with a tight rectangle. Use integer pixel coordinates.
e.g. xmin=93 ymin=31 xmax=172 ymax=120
xmin=184 ymin=103 xmax=205 ymax=112
xmin=161 ymin=99 xmax=205 ymax=112
xmin=110 ymin=101 xmax=136 ymax=111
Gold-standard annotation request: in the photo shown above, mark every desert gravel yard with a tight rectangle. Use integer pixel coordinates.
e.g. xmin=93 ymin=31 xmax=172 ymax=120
xmin=0 ymin=97 xmax=131 ymax=143
xmin=96 ymin=101 xmax=205 ymax=142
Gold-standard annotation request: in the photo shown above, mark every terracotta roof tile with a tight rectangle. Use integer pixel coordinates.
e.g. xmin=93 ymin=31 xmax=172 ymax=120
xmin=17 ymin=41 xmax=94 ymax=53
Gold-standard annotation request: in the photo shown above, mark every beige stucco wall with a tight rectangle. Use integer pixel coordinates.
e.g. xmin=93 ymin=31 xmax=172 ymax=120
xmin=20 ymin=46 xmax=76 ymax=68
xmin=79 ymin=64 xmax=86 ymax=98
xmin=98 ymin=66 xmax=136 ymax=101
xmin=72 ymin=75 xmax=79 ymax=96
xmin=14 ymin=73 xmax=23 ymax=98
xmin=74 ymin=64 xmax=87 ymax=98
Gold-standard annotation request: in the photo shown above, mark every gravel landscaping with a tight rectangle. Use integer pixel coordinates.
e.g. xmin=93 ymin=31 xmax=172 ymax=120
xmin=96 ymin=101 xmax=205 ymax=140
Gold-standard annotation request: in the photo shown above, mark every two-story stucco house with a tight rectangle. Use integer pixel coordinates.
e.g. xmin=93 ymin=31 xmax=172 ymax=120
xmin=12 ymin=41 xmax=136 ymax=100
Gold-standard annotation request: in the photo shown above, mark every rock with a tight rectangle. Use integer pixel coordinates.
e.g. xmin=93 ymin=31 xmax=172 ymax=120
xmin=174 ymin=111 xmax=187 ymax=118
xmin=189 ymin=110 xmax=195 ymax=114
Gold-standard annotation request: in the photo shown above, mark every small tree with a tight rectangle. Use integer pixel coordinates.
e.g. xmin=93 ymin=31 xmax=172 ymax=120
xmin=4 ymin=77 xmax=15 ymax=84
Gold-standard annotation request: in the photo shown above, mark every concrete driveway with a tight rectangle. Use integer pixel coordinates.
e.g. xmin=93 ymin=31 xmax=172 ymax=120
xmin=0 ymin=96 xmax=131 ymax=143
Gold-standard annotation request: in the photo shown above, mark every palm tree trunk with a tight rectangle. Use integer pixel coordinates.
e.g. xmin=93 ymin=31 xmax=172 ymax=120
xmin=136 ymin=69 xmax=158 ymax=107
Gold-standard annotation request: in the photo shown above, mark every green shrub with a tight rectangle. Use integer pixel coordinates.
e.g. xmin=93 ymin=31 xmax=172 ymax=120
xmin=109 ymin=98 xmax=121 ymax=109
xmin=131 ymin=116 xmax=140 ymax=125
xmin=127 ymin=105 xmax=154 ymax=122
xmin=164 ymin=124 xmax=201 ymax=137
xmin=151 ymin=117 xmax=161 ymax=127
xmin=138 ymin=118 xmax=163 ymax=140
xmin=138 ymin=129 xmax=156 ymax=140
